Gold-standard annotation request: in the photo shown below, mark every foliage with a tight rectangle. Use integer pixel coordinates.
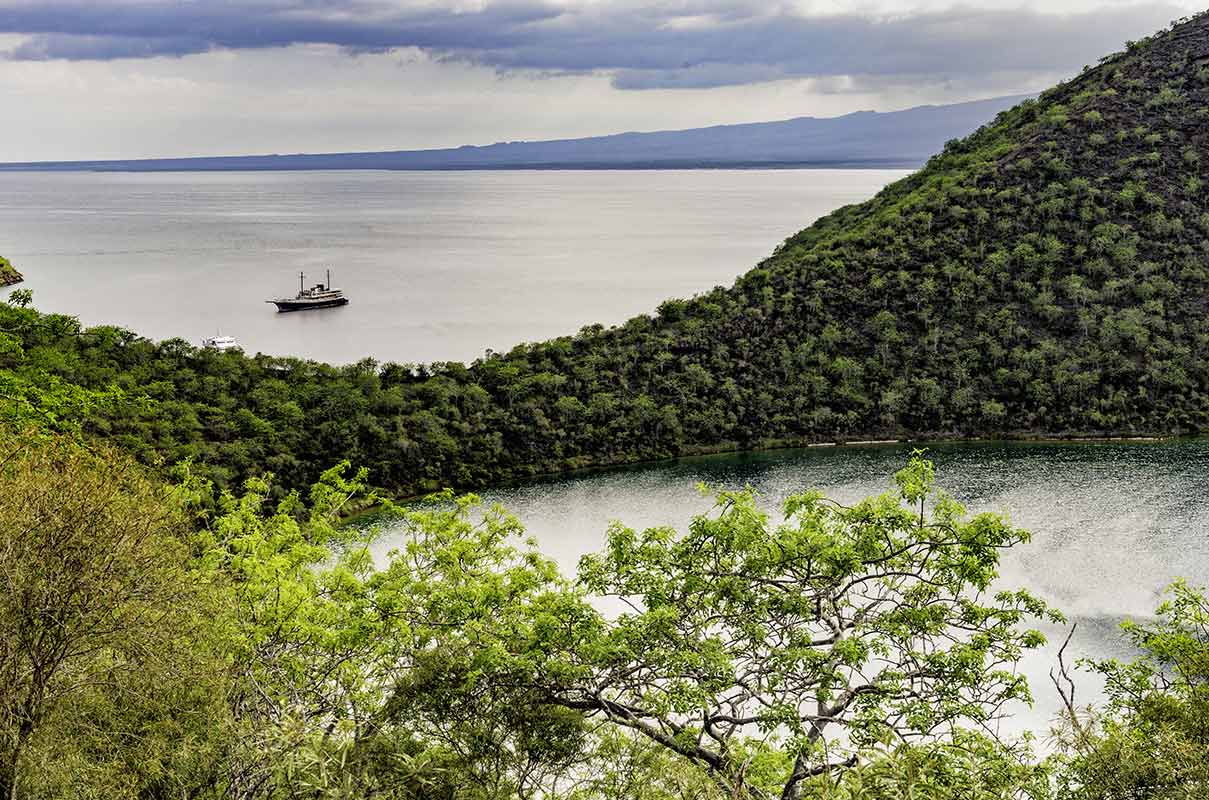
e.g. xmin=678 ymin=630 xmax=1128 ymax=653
xmin=192 ymin=460 xmax=398 ymax=796
xmin=1051 ymin=582 xmax=1209 ymax=799
xmin=0 ymin=431 xmax=1084 ymax=799
xmin=192 ymin=467 xmax=600 ymax=799
xmin=0 ymin=296 xmax=127 ymax=434
xmin=555 ymin=453 xmax=1059 ymax=799
xmin=0 ymin=431 xmax=593 ymax=799
xmin=0 ymin=258 xmax=20 ymax=287
xmin=564 ymin=730 xmax=724 ymax=800
xmin=0 ymin=429 xmax=223 ymax=799
xmin=8 ymin=428 xmax=1209 ymax=797
xmin=829 ymin=732 xmax=1051 ymax=800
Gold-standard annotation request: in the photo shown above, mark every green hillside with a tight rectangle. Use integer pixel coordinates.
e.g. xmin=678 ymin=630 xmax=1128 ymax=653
xmin=0 ymin=256 xmax=20 ymax=286
xmin=5 ymin=11 xmax=1209 ymax=494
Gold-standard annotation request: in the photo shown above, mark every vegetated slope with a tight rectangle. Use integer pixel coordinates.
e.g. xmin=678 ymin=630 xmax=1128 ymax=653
xmin=0 ymin=257 xmax=20 ymax=286
xmin=0 ymin=95 xmax=1025 ymax=172
xmin=4 ymin=13 xmax=1209 ymax=495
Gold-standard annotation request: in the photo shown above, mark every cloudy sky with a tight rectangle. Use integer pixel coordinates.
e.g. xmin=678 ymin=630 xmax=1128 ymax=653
xmin=0 ymin=0 xmax=1198 ymax=160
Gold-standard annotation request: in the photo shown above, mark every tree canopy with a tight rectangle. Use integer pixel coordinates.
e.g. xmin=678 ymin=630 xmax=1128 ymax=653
xmin=0 ymin=427 xmax=1203 ymax=798
xmin=551 ymin=454 xmax=1058 ymax=799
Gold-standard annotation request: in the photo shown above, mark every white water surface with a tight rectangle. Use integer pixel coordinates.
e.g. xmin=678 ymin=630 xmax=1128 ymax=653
xmin=2 ymin=168 xmax=906 ymax=364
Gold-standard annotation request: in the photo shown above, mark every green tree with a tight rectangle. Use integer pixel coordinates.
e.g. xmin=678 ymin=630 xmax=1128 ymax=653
xmin=565 ymin=730 xmax=723 ymax=800
xmin=189 ymin=461 xmax=396 ymax=797
xmin=0 ymin=432 xmax=218 ymax=799
xmin=190 ymin=472 xmax=599 ymax=799
xmin=832 ymin=732 xmax=1051 ymax=799
xmin=1052 ymin=581 xmax=1209 ymax=799
xmin=552 ymin=454 xmax=1058 ymax=799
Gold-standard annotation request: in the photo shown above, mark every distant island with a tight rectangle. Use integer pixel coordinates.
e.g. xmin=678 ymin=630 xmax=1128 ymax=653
xmin=0 ymin=95 xmax=1027 ymax=172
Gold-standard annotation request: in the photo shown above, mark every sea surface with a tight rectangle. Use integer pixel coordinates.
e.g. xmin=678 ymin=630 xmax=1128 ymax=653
xmin=1 ymin=168 xmax=906 ymax=364
xmin=376 ymin=438 xmax=1209 ymax=740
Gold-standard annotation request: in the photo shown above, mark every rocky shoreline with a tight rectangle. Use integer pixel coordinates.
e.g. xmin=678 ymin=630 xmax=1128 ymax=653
xmin=0 ymin=256 xmax=22 ymax=286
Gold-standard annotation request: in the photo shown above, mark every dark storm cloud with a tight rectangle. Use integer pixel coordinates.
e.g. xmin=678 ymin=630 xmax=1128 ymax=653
xmin=0 ymin=1 xmax=1188 ymax=89
xmin=0 ymin=1 xmax=560 ymax=59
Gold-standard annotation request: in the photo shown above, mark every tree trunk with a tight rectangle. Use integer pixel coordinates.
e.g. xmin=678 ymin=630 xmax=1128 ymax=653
xmin=0 ymin=717 xmax=36 ymax=800
xmin=0 ymin=748 xmax=20 ymax=800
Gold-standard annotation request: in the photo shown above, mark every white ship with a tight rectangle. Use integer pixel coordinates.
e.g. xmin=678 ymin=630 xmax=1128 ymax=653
xmin=201 ymin=335 xmax=239 ymax=351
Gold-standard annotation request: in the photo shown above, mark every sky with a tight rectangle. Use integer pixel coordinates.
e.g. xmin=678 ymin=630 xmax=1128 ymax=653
xmin=0 ymin=0 xmax=1199 ymax=160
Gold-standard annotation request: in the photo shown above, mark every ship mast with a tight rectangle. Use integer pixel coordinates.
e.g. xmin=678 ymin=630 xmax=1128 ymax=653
xmin=327 ymin=268 xmax=331 ymax=290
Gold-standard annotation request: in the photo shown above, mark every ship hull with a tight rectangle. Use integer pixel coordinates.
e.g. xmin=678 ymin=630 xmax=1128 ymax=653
xmin=270 ymin=297 xmax=350 ymax=312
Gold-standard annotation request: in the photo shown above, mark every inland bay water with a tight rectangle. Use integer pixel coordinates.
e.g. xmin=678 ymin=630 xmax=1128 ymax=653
xmin=374 ymin=437 xmax=1209 ymax=739
xmin=5 ymin=169 xmax=1207 ymax=741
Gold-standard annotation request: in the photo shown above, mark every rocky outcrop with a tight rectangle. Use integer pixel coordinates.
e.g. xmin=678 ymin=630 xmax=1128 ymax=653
xmin=0 ymin=256 xmax=22 ymax=286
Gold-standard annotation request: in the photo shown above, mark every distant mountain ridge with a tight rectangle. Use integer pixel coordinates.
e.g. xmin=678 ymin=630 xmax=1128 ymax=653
xmin=0 ymin=95 xmax=1029 ymax=172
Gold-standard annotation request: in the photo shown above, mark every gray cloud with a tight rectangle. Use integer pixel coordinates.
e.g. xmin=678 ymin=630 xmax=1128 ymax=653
xmin=0 ymin=1 xmax=1189 ymax=90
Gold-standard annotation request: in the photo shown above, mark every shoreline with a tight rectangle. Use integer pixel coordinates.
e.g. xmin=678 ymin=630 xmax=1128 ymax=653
xmin=368 ymin=430 xmax=1177 ymax=510
xmin=0 ymin=163 xmax=919 ymax=174
xmin=0 ymin=256 xmax=22 ymax=287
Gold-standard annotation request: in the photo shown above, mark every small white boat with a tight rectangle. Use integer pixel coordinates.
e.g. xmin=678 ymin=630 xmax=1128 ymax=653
xmin=201 ymin=335 xmax=239 ymax=351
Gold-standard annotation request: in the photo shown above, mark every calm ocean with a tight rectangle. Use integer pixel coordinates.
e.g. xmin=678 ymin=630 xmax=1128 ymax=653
xmin=2 ymin=168 xmax=906 ymax=364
